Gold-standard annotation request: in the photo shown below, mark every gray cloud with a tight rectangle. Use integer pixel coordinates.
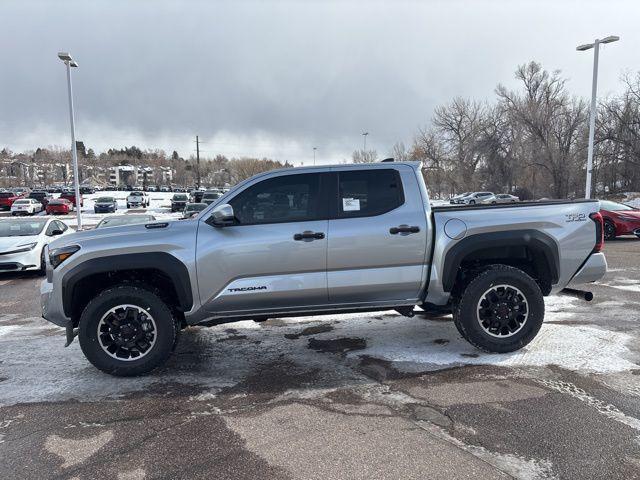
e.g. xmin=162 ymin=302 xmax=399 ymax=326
xmin=0 ymin=0 xmax=637 ymax=163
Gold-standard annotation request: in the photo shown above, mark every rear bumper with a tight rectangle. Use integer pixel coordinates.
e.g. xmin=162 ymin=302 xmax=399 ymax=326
xmin=566 ymin=252 xmax=607 ymax=287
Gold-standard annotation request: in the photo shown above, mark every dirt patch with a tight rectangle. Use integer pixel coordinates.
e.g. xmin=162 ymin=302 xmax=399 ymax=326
xmin=433 ymin=338 xmax=450 ymax=345
xmin=284 ymin=324 xmax=334 ymax=340
xmin=308 ymin=337 xmax=366 ymax=353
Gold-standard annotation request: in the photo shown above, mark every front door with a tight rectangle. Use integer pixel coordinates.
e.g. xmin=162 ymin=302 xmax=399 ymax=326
xmin=327 ymin=166 xmax=428 ymax=304
xmin=196 ymin=172 xmax=329 ymax=316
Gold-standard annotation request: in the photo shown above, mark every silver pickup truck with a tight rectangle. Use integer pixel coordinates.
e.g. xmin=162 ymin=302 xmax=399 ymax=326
xmin=41 ymin=162 xmax=607 ymax=376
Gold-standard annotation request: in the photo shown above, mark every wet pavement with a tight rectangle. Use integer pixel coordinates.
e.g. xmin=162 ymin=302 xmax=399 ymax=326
xmin=1 ymin=239 xmax=639 ymax=479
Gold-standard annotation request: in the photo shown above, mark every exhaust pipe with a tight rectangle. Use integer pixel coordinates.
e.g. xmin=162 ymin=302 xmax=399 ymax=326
xmin=560 ymin=288 xmax=593 ymax=302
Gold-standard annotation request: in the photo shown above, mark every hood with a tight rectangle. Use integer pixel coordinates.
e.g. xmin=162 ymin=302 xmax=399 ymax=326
xmin=0 ymin=235 xmax=39 ymax=252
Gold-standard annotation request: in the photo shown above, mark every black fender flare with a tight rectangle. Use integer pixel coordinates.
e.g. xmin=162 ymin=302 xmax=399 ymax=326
xmin=441 ymin=230 xmax=559 ymax=292
xmin=61 ymin=252 xmax=193 ymax=317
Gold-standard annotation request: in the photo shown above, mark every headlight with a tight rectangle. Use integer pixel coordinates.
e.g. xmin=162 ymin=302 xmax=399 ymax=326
xmin=49 ymin=245 xmax=80 ymax=268
xmin=3 ymin=242 xmax=37 ymax=254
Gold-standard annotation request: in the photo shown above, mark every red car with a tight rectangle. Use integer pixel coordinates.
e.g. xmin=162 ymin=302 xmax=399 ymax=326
xmin=59 ymin=192 xmax=83 ymax=207
xmin=0 ymin=191 xmax=24 ymax=211
xmin=46 ymin=198 xmax=73 ymax=215
xmin=600 ymin=200 xmax=640 ymax=240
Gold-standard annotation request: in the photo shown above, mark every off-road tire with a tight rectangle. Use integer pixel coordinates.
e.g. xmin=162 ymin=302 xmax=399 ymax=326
xmin=453 ymin=265 xmax=544 ymax=353
xmin=78 ymin=285 xmax=176 ymax=376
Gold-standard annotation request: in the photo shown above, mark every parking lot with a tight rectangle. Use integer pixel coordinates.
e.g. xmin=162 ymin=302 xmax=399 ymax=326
xmin=0 ymin=239 xmax=639 ymax=479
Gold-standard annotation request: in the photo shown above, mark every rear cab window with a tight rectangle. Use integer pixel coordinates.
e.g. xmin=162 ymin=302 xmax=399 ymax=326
xmin=334 ymin=169 xmax=404 ymax=218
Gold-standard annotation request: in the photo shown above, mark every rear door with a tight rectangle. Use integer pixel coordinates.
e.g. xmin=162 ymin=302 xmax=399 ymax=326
xmin=196 ymin=171 xmax=330 ymax=315
xmin=326 ymin=165 xmax=428 ymax=304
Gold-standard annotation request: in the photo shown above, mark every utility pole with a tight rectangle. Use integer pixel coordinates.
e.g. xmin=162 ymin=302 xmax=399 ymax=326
xmin=195 ymin=135 xmax=201 ymax=189
xmin=362 ymin=132 xmax=369 ymax=152
xmin=313 ymin=147 xmax=317 ymax=166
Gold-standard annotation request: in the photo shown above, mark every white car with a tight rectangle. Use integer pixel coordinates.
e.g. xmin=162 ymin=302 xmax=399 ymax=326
xmin=481 ymin=193 xmax=520 ymax=204
xmin=460 ymin=191 xmax=494 ymax=205
xmin=0 ymin=218 xmax=72 ymax=273
xmin=11 ymin=198 xmax=43 ymax=216
xmin=126 ymin=191 xmax=150 ymax=208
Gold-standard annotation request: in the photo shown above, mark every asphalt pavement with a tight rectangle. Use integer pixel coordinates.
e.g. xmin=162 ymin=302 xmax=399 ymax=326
xmin=0 ymin=239 xmax=639 ymax=479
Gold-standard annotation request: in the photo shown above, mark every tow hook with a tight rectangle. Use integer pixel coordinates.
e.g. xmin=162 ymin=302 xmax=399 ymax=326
xmin=395 ymin=307 xmax=415 ymax=317
xmin=559 ymin=288 xmax=594 ymax=302
xmin=65 ymin=326 xmax=78 ymax=347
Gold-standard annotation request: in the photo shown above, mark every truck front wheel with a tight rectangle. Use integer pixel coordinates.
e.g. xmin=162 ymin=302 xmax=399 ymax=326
xmin=453 ymin=265 xmax=544 ymax=353
xmin=78 ymin=285 xmax=177 ymax=376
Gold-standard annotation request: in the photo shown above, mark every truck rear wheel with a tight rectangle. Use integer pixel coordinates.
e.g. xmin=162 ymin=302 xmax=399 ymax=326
xmin=78 ymin=285 xmax=176 ymax=376
xmin=453 ymin=265 xmax=544 ymax=353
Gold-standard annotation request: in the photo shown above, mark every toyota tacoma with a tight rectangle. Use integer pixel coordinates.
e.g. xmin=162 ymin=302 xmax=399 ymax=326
xmin=41 ymin=162 xmax=607 ymax=375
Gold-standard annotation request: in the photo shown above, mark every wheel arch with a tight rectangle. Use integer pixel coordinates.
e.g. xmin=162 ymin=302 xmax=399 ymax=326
xmin=442 ymin=230 xmax=559 ymax=295
xmin=61 ymin=252 xmax=193 ymax=322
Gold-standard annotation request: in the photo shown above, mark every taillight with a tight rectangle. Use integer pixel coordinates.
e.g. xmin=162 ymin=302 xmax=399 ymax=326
xmin=589 ymin=212 xmax=604 ymax=252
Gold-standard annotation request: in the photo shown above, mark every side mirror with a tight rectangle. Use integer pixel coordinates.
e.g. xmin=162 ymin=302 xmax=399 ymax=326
xmin=206 ymin=204 xmax=236 ymax=227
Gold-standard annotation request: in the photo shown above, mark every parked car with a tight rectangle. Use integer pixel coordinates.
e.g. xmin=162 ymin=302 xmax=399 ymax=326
xmin=170 ymin=193 xmax=189 ymax=212
xmin=11 ymin=198 xmax=43 ymax=216
xmin=0 ymin=217 xmax=71 ymax=274
xmin=95 ymin=214 xmax=157 ymax=229
xmin=94 ymin=196 xmax=118 ymax=214
xmin=126 ymin=191 xmax=150 ymax=208
xmin=41 ymin=161 xmax=606 ymax=376
xmin=29 ymin=190 xmax=53 ymax=207
xmin=459 ymin=191 xmax=495 ymax=205
xmin=182 ymin=202 xmax=207 ymax=218
xmin=0 ymin=191 xmax=25 ymax=210
xmin=599 ymin=200 xmax=640 ymax=240
xmin=59 ymin=192 xmax=84 ymax=208
xmin=201 ymin=190 xmax=221 ymax=205
xmin=46 ymin=198 xmax=73 ymax=215
xmin=146 ymin=185 xmax=157 ymax=192
xmin=189 ymin=190 xmax=205 ymax=203
xmin=160 ymin=185 xmax=170 ymax=192
xmin=482 ymin=194 xmax=520 ymax=204
xmin=80 ymin=186 xmax=95 ymax=195
xmin=449 ymin=192 xmax=472 ymax=204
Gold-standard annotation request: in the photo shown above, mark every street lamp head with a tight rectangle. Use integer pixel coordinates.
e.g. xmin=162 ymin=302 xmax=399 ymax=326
xmin=69 ymin=61 xmax=78 ymax=68
xmin=57 ymin=52 xmax=73 ymax=62
xmin=601 ymin=35 xmax=620 ymax=44
xmin=576 ymin=43 xmax=594 ymax=51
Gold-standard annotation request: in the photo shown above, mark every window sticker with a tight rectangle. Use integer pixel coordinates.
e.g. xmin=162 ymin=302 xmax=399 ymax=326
xmin=342 ymin=198 xmax=360 ymax=211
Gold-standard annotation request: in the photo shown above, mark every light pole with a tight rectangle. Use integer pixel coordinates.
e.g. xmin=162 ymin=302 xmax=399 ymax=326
xmin=577 ymin=35 xmax=619 ymax=199
xmin=57 ymin=52 xmax=83 ymax=229
xmin=362 ymin=132 xmax=369 ymax=152
xmin=313 ymin=147 xmax=317 ymax=166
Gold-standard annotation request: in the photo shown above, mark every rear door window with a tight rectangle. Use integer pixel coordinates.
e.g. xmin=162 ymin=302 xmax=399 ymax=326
xmin=334 ymin=169 xmax=404 ymax=218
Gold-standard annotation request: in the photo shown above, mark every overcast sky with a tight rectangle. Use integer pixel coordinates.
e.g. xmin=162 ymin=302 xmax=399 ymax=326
xmin=1 ymin=0 xmax=637 ymax=165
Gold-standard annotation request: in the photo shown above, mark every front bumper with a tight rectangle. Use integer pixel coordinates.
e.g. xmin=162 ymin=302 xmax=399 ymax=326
xmin=0 ymin=248 xmax=40 ymax=271
xmin=40 ymin=247 xmax=71 ymax=328
xmin=566 ymin=252 xmax=608 ymax=287
xmin=94 ymin=206 xmax=115 ymax=212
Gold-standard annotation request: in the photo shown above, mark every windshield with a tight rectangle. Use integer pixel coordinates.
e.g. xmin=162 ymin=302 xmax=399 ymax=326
xmin=0 ymin=192 xmax=15 ymax=198
xmin=13 ymin=200 xmax=30 ymax=204
xmin=203 ymin=193 xmax=219 ymax=199
xmin=0 ymin=219 xmax=47 ymax=236
xmin=600 ymin=200 xmax=634 ymax=211
xmin=96 ymin=216 xmax=155 ymax=228
xmin=96 ymin=197 xmax=115 ymax=203
xmin=173 ymin=194 xmax=188 ymax=201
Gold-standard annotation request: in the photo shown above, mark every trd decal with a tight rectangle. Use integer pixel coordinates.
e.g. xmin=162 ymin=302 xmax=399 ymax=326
xmin=228 ymin=286 xmax=268 ymax=293
xmin=565 ymin=213 xmax=587 ymax=222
